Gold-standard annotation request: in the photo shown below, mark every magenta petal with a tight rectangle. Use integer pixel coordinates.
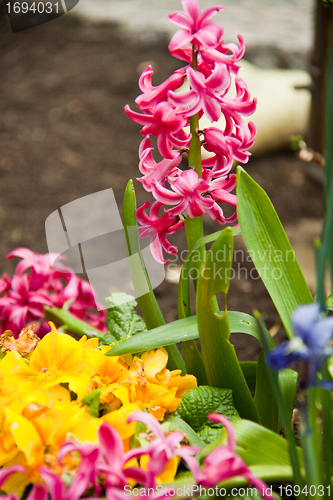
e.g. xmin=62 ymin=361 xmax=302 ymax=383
xmin=26 ymin=484 xmax=48 ymax=500
xmin=0 ymin=466 xmax=25 ymax=489
xmin=38 ymin=468 xmax=65 ymax=500
xmin=168 ymin=30 xmax=193 ymax=52
xmin=151 ymin=181 xmax=184 ymax=205
xmin=197 ymin=5 xmax=225 ymax=25
xmin=127 ymin=412 xmax=165 ymax=440
xmin=208 ymin=413 xmax=236 ymax=451
xmin=150 ymin=235 xmax=168 ymax=265
xmin=98 ymin=422 xmax=124 ymax=469
xmin=168 ymin=11 xmax=191 ymax=30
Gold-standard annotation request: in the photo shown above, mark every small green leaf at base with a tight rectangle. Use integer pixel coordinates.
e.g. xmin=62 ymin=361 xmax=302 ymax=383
xmin=174 ymin=386 xmax=239 ymax=438
xmin=81 ymin=389 xmax=101 ymax=418
xmin=103 ymin=292 xmax=146 ymax=344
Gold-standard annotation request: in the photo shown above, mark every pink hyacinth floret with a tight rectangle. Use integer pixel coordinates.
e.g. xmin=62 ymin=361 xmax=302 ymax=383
xmin=0 ymin=248 xmax=107 ymax=337
xmin=136 ymin=201 xmax=184 ymax=265
xmin=200 ymin=414 xmax=273 ymax=499
xmin=168 ymin=0 xmax=225 ymax=52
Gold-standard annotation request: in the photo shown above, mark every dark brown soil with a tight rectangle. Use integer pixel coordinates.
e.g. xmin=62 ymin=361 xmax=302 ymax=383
xmin=0 ymin=10 xmax=325 ymax=361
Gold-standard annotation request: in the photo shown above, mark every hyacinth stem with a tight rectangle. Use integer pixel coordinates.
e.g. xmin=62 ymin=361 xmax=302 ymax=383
xmin=180 ymin=44 xmax=208 ymax=383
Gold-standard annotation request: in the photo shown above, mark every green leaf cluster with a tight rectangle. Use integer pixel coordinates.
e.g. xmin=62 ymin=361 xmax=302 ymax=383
xmin=174 ymin=386 xmax=239 ymax=444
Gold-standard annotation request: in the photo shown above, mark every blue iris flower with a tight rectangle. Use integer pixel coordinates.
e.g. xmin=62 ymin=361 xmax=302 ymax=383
xmin=267 ymin=303 xmax=333 ymax=387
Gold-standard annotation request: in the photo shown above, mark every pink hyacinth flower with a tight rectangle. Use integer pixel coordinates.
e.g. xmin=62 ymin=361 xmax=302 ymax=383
xmin=168 ymin=64 xmax=231 ymax=123
xmin=0 ymin=273 xmax=53 ymax=336
xmin=56 ymin=422 xmax=148 ymax=500
xmin=135 ymin=65 xmax=186 ymax=111
xmin=124 ymin=102 xmax=191 ymax=159
xmin=206 ymin=173 xmax=237 ymax=205
xmin=136 ymin=201 xmax=184 ymax=265
xmin=221 ymin=75 xmax=257 ymax=118
xmin=0 ymin=273 xmax=11 ymax=295
xmin=201 ymin=35 xmax=246 ymax=73
xmin=168 ymin=0 xmax=224 ymax=52
xmin=138 ymin=137 xmax=183 ymax=192
xmin=151 ymin=169 xmax=214 ymax=219
xmin=200 ymin=414 xmax=273 ymax=499
xmin=126 ymin=412 xmax=202 ymax=489
xmin=7 ymin=247 xmax=73 ymax=277
xmin=62 ymin=274 xmax=107 ymax=326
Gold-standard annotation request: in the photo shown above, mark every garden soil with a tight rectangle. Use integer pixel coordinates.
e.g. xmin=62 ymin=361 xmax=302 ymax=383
xmin=0 ymin=11 xmax=324 ymax=361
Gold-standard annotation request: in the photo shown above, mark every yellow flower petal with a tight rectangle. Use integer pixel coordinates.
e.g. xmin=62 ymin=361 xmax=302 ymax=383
xmin=102 ymin=403 xmax=139 ymax=440
xmin=140 ymin=455 xmax=180 ymax=483
xmin=141 ymin=348 xmax=168 ymax=383
xmin=4 ymin=408 xmax=43 ymax=466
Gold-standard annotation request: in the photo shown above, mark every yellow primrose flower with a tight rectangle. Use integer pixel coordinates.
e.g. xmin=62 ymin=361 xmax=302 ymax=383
xmin=0 ymin=323 xmax=197 ymax=494
xmin=0 ymin=323 xmax=93 ymax=400
xmin=117 ymin=349 xmax=197 ymax=419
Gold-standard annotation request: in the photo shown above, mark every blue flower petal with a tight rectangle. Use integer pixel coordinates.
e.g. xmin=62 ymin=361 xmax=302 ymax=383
xmin=310 ymin=316 xmax=333 ymax=350
xmin=267 ymin=342 xmax=301 ymax=370
xmin=292 ymin=303 xmax=321 ymax=344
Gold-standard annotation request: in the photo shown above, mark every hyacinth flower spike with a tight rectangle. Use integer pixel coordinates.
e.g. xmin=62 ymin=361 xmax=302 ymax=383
xmin=267 ymin=303 xmax=333 ymax=388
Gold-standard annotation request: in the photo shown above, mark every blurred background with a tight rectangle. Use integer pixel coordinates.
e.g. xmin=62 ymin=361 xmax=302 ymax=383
xmin=0 ymin=0 xmax=326 ymax=357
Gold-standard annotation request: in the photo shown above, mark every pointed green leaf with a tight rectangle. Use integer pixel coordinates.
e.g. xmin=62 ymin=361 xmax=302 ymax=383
xmin=196 ymin=229 xmax=259 ymax=422
xmin=44 ymin=306 xmax=106 ymax=339
xmin=107 ymin=311 xmax=261 ymax=356
xmin=237 ymin=167 xmax=313 ymax=338
xmin=199 ymin=418 xmax=303 ymax=467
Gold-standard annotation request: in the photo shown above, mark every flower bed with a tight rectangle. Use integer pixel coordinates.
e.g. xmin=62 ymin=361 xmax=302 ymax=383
xmin=1 ymin=0 xmax=333 ymax=499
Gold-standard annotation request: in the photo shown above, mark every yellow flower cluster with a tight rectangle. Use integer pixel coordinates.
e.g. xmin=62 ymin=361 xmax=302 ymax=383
xmin=0 ymin=323 xmax=197 ymax=494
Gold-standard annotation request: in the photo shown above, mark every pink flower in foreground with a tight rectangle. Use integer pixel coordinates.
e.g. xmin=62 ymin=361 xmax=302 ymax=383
xmin=57 ymin=421 xmax=149 ymax=499
xmin=0 ymin=274 xmax=11 ymax=294
xmin=200 ymin=414 xmax=273 ymax=499
xmin=151 ymin=169 xmax=214 ymax=218
xmin=136 ymin=201 xmax=184 ymax=264
xmin=202 ymin=121 xmax=256 ymax=176
xmin=0 ymin=465 xmax=25 ymax=500
xmin=168 ymin=0 xmax=224 ymax=52
xmin=206 ymin=173 xmax=237 ymax=207
xmin=127 ymin=412 xmax=202 ymax=488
